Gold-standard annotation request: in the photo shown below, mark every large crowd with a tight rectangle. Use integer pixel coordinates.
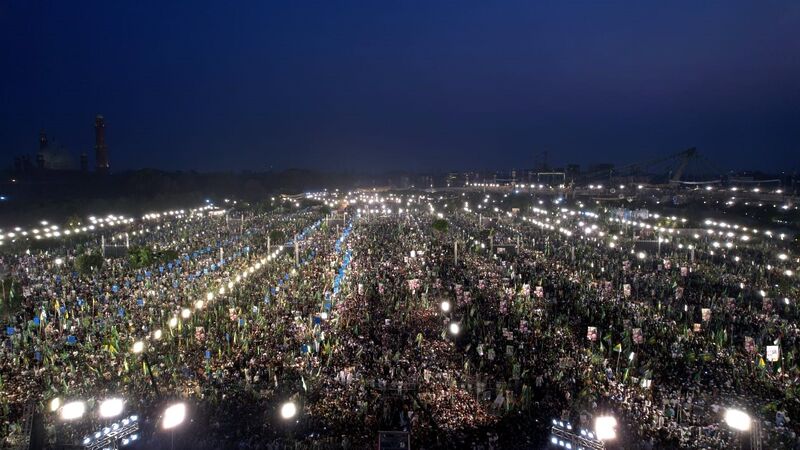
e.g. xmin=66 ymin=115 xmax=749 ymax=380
xmin=1 ymin=191 xmax=798 ymax=449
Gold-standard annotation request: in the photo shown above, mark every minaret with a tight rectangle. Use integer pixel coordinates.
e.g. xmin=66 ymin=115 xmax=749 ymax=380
xmin=94 ymin=115 xmax=109 ymax=174
xmin=37 ymin=130 xmax=48 ymax=169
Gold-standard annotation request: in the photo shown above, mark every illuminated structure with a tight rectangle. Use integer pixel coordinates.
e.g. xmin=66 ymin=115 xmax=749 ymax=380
xmin=94 ymin=115 xmax=109 ymax=174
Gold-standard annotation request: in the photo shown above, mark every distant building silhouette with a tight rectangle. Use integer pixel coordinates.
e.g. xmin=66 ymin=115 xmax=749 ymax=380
xmin=12 ymin=126 xmax=85 ymax=174
xmin=95 ymin=115 xmax=109 ymax=174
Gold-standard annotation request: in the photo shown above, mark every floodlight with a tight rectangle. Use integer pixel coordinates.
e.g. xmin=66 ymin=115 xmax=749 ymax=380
xmin=724 ymin=408 xmax=751 ymax=431
xmin=594 ymin=415 xmax=617 ymax=441
xmin=280 ymin=401 xmax=297 ymax=419
xmin=60 ymin=401 xmax=86 ymax=420
xmin=99 ymin=398 xmax=124 ymax=418
xmin=162 ymin=403 xmax=186 ymax=430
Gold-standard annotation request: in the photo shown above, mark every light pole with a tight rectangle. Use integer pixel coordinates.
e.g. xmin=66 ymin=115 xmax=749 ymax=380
xmin=724 ymin=408 xmax=751 ymax=449
xmin=133 ymin=341 xmax=160 ymax=397
xmin=163 ymin=402 xmax=187 ymax=450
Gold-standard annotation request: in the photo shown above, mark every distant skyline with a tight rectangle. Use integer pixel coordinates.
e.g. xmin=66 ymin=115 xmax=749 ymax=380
xmin=1 ymin=1 xmax=798 ymax=173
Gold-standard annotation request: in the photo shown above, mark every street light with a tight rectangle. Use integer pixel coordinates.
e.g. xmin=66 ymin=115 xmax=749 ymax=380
xmin=49 ymin=397 xmax=61 ymax=412
xmin=724 ymin=408 xmax=751 ymax=431
xmin=162 ymin=403 xmax=186 ymax=430
xmin=440 ymin=301 xmax=451 ymax=313
xmin=594 ymin=415 xmax=617 ymax=441
xmin=449 ymin=322 xmax=460 ymax=335
xmin=54 ymin=257 xmax=63 ymax=266
xmin=60 ymin=401 xmax=86 ymax=420
xmin=280 ymin=401 xmax=297 ymax=420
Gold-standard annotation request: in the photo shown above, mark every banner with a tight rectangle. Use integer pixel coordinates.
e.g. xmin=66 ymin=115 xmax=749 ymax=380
xmin=587 ymin=327 xmax=598 ymax=342
xmin=745 ymin=336 xmax=756 ymax=354
xmin=767 ymin=345 xmax=780 ymax=362
xmin=632 ymin=328 xmax=643 ymax=345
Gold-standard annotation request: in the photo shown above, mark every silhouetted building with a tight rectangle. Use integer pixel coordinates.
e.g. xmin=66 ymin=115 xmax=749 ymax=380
xmin=566 ymin=164 xmax=580 ymax=175
xmin=95 ymin=115 xmax=109 ymax=174
xmin=80 ymin=152 xmax=88 ymax=172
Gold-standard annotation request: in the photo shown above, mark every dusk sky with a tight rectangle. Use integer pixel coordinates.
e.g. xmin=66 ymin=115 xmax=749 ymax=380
xmin=1 ymin=1 xmax=798 ymax=173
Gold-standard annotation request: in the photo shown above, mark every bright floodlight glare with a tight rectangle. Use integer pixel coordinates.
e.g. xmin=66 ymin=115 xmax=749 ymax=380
xmin=162 ymin=403 xmax=186 ymax=430
xmin=54 ymin=257 xmax=63 ymax=266
xmin=132 ymin=341 xmax=145 ymax=354
xmin=595 ymin=416 xmax=618 ymax=441
xmin=60 ymin=401 xmax=86 ymax=420
xmin=449 ymin=322 xmax=460 ymax=335
xmin=725 ymin=408 xmax=751 ymax=431
xmin=99 ymin=398 xmax=124 ymax=418
xmin=440 ymin=301 xmax=451 ymax=312
xmin=280 ymin=401 xmax=297 ymax=419
xmin=50 ymin=397 xmax=61 ymax=412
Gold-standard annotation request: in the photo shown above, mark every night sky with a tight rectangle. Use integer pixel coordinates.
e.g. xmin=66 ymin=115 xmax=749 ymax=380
xmin=1 ymin=1 xmax=798 ymax=173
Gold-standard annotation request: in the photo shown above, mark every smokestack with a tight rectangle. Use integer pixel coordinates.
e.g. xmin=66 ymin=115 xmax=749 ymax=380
xmin=94 ymin=115 xmax=109 ymax=174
